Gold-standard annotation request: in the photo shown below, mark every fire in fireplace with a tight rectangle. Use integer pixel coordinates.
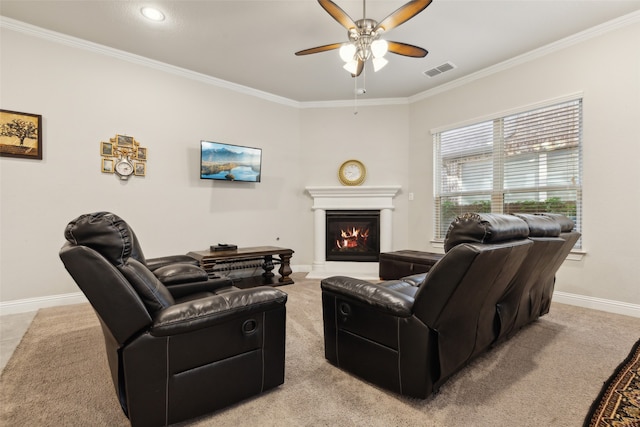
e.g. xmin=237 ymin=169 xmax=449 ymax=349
xmin=326 ymin=210 xmax=380 ymax=262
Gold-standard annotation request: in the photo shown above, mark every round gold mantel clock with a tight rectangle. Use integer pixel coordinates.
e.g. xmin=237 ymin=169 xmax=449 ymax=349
xmin=338 ymin=160 xmax=366 ymax=186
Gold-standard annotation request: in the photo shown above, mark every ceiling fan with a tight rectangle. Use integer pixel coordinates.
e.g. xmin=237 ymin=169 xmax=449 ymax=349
xmin=295 ymin=0 xmax=432 ymax=77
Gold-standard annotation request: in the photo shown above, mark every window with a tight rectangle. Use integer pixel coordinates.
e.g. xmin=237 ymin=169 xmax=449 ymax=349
xmin=433 ymin=99 xmax=582 ymax=247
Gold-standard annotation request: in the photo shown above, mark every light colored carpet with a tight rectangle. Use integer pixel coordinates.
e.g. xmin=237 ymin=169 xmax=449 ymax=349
xmin=2 ymin=273 xmax=639 ymax=426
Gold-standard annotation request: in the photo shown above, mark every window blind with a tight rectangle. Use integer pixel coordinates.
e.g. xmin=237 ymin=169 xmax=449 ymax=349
xmin=434 ymin=99 xmax=582 ymax=247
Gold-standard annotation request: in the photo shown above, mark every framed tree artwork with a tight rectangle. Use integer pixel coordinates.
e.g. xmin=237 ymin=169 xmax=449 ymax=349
xmin=0 ymin=109 xmax=43 ymax=160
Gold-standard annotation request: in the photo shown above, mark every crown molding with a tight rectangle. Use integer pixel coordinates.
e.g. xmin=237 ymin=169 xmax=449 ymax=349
xmin=409 ymin=10 xmax=640 ymax=103
xmin=0 ymin=16 xmax=300 ymax=108
xmin=299 ymin=97 xmax=408 ymax=109
xmin=3 ymin=10 xmax=639 ymax=109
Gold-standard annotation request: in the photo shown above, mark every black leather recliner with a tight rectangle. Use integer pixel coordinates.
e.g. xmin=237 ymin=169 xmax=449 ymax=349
xmin=321 ymin=213 xmax=533 ymax=398
xmin=59 ymin=212 xmax=287 ymax=427
xmin=494 ymin=213 xmax=566 ymax=342
xmin=535 ymin=213 xmax=581 ymax=317
xmin=495 ymin=213 xmax=580 ymax=342
xmin=97 ymin=216 xmax=214 ymax=297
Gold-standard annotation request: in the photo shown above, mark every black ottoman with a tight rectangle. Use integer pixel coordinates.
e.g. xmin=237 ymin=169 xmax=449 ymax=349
xmin=379 ymin=250 xmax=443 ymax=280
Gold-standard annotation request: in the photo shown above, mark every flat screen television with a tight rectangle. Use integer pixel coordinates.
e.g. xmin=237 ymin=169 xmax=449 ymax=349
xmin=200 ymin=140 xmax=262 ymax=182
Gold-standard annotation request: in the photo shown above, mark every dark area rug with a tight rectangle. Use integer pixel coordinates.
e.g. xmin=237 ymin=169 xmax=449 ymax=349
xmin=584 ymin=338 xmax=640 ymax=427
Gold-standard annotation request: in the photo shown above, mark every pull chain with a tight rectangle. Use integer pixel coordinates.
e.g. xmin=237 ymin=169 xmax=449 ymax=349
xmin=354 ymin=67 xmax=367 ymax=115
xmin=354 ymin=75 xmax=358 ymax=115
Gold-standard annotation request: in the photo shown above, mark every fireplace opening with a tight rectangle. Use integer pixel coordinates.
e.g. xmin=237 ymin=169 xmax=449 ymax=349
xmin=326 ymin=210 xmax=380 ymax=262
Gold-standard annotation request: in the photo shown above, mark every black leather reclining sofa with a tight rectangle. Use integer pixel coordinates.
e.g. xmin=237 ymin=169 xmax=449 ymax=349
xmin=321 ymin=212 xmax=579 ymax=398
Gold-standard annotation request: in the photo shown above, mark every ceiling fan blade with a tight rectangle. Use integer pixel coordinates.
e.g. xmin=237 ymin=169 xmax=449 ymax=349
xmin=295 ymin=42 xmax=344 ymax=56
xmin=351 ymin=59 xmax=364 ymax=77
xmin=387 ymin=41 xmax=428 ymax=58
xmin=318 ymin=0 xmax=356 ymax=30
xmin=375 ymin=0 xmax=432 ymax=32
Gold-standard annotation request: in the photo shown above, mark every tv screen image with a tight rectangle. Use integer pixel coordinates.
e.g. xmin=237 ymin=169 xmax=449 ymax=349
xmin=200 ymin=141 xmax=262 ymax=182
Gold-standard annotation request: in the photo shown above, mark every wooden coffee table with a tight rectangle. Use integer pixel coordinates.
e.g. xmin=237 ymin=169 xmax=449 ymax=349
xmin=187 ymin=246 xmax=294 ymax=286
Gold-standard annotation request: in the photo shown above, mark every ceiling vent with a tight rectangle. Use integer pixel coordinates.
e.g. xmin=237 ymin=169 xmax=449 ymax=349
xmin=423 ymin=62 xmax=457 ymax=78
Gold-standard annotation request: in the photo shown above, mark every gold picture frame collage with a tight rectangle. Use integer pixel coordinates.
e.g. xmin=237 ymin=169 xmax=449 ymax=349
xmin=100 ymin=134 xmax=147 ymax=179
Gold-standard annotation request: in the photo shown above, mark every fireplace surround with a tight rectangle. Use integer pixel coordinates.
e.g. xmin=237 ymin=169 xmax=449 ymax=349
xmin=306 ymin=185 xmax=401 ymax=278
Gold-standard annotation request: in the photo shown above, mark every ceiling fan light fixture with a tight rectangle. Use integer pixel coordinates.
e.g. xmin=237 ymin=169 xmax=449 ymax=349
xmin=296 ymin=0 xmax=432 ymax=81
xmin=339 ymin=44 xmax=357 ymax=62
xmin=343 ymin=60 xmax=359 ymax=75
xmin=371 ymin=39 xmax=388 ymax=58
xmin=372 ymin=56 xmax=388 ymax=72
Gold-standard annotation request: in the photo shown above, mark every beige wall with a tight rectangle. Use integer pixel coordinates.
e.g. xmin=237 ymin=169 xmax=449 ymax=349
xmin=299 ymin=103 xmax=412 ymax=250
xmin=0 ymin=28 xmax=310 ymax=301
xmin=408 ymin=22 xmax=640 ymax=305
xmin=0 ymin=26 xmax=410 ymax=303
xmin=2 ymin=18 xmax=639 ymax=311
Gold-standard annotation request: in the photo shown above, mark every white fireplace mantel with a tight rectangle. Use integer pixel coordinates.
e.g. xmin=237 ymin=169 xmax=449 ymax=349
xmin=306 ymin=185 xmax=401 ymax=210
xmin=305 ymin=185 xmax=401 ymax=279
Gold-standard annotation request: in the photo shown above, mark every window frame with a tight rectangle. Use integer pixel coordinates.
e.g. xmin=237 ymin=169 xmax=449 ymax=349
xmin=432 ymin=94 xmax=583 ymax=249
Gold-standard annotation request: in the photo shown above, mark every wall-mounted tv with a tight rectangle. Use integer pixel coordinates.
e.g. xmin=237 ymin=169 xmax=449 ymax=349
xmin=200 ymin=140 xmax=262 ymax=182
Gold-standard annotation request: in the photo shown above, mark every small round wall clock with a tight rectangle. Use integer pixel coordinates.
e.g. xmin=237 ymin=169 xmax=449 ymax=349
xmin=114 ymin=158 xmax=134 ymax=180
xmin=338 ymin=159 xmax=366 ymax=186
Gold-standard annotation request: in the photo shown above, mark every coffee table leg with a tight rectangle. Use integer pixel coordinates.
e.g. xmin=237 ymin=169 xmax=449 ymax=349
xmin=262 ymin=255 xmax=275 ymax=282
xmin=278 ymin=254 xmax=293 ymax=283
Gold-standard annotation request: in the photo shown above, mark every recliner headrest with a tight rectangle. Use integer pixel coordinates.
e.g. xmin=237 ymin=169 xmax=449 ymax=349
xmin=538 ymin=213 xmax=575 ymax=232
xmin=64 ymin=212 xmax=144 ymax=266
xmin=512 ymin=213 xmax=561 ymax=237
xmin=444 ymin=213 xmax=529 ymax=252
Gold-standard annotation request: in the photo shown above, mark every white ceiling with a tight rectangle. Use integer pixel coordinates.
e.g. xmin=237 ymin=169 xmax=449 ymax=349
xmin=1 ymin=0 xmax=639 ymax=103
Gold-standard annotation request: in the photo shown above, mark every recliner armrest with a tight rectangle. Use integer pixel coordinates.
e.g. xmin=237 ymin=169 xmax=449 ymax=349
xmin=153 ymin=263 xmax=209 ymax=285
xmin=150 ymin=287 xmax=287 ymax=336
xmin=165 ymin=276 xmax=234 ymax=298
xmin=146 ymin=255 xmax=199 ymax=271
xmin=321 ymin=276 xmax=414 ymax=317
xmin=400 ymin=272 xmax=427 ymax=287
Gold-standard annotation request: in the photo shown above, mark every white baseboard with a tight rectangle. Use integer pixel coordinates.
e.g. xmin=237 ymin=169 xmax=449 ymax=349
xmin=0 ymin=264 xmax=308 ymax=316
xmin=305 ymin=262 xmax=379 ymax=280
xmin=0 ymin=292 xmax=88 ymax=316
xmin=2 ymin=277 xmax=638 ymax=319
xmin=552 ymin=291 xmax=640 ymax=318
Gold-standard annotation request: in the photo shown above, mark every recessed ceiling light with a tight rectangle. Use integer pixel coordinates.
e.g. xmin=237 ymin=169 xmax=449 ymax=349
xmin=141 ymin=7 xmax=165 ymax=22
